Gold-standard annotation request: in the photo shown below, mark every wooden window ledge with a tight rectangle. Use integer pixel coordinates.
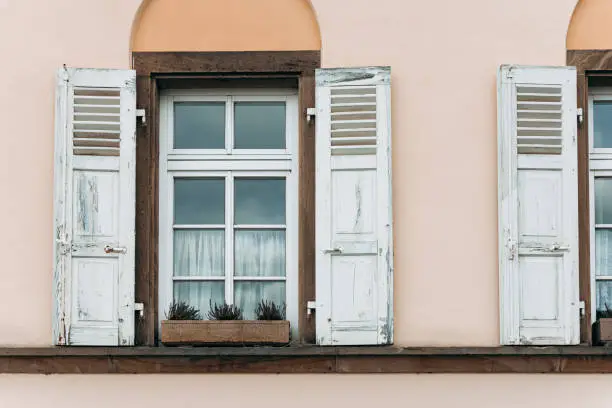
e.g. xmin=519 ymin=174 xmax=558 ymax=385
xmin=3 ymin=346 xmax=612 ymax=374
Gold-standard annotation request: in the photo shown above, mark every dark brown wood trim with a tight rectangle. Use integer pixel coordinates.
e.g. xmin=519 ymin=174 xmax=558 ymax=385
xmin=298 ymin=73 xmax=316 ymax=343
xmin=567 ymin=50 xmax=612 ymax=345
xmin=6 ymin=347 xmax=612 ymax=374
xmin=132 ymin=51 xmax=321 ymax=76
xmin=132 ymin=51 xmax=321 ymax=346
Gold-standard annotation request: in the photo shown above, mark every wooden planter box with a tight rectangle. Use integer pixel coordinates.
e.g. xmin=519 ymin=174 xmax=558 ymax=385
xmin=161 ymin=320 xmax=290 ymax=345
xmin=594 ymin=318 xmax=612 ymax=345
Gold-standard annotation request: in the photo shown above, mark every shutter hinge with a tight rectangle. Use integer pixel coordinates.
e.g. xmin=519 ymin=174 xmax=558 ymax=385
xmin=135 ymin=302 xmax=144 ymax=318
xmin=136 ymin=109 xmax=146 ymax=125
xmin=579 ymin=300 xmax=586 ymax=317
xmin=61 ymin=64 xmax=70 ymax=83
xmin=306 ymin=300 xmax=316 ymax=317
xmin=577 ymin=108 xmax=584 ymax=125
xmin=306 ymin=108 xmax=316 ymax=123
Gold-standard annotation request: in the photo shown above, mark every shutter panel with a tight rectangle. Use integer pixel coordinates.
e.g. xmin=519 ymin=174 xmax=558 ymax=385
xmin=53 ymin=68 xmax=137 ymax=346
xmin=498 ymin=65 xmax=579 ymax=345
xmin=315 ymin=67 xmax=393 ymax=345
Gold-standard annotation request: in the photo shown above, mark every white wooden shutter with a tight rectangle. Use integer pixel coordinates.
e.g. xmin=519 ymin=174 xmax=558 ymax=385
xmin=498 ymin=65 xmax=579 ymax=345
xmin=52 ymin=68 xmax=137 ymax=346
xmin=315 ymin=67 xmax=393 ymax=345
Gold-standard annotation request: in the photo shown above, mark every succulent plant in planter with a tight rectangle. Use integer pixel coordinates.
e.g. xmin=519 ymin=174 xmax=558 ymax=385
xmin=165 ymin=300 xmax=202 ymax=321
xmin=207 ymin=301 xmax=244 ymax=320
xmin=254 ymin=300 xmax=286 ymax=321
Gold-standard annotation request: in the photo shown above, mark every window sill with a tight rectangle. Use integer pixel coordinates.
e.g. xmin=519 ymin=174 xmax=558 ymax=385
xmin=3 ymin=346 xmax=612 ymax=374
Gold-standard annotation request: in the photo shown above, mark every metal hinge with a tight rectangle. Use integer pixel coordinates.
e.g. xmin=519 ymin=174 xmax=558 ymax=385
xmin=306 ymin=300 xmax=316 ymax=316
xmin=136 ymin=109 xmax=146 ymax=125
xmin=577 ymin=108 xmax=584 ymax=125
xmin=135 ymin=302 xmax=144 ymax=318
xmin=579 ymin=300 xmax=586 ymax=317
xmin=306 ymin=107 xmax=316 ymax=123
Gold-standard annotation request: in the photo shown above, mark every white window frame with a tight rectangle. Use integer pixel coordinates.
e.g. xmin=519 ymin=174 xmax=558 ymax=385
xmin=589 ymin=88 xmax=612 ymax=322
xmin=158 ymin=89 xmax=299 ymax=336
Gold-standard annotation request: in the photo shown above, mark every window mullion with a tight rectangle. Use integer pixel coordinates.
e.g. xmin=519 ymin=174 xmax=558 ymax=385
xmin=226 ymin=173 xmax=234 ymax=305
xmin=226 ymin=96 xmax=233 ymax=154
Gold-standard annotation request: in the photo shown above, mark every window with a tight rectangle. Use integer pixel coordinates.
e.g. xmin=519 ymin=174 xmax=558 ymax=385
xmin=53 ymin=61 xmax=394 ymax=347
xmin=589 ymin=88 xmax=612 ymax=320
xmin=158 ymin=89 xmax=299 ymax=332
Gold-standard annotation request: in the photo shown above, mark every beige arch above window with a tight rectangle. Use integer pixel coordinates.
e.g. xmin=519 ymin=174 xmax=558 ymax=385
xmin=131 ymin=0 xmax=321 ymax=52
xmin=567 ymin=0 xmax=612 ymax=50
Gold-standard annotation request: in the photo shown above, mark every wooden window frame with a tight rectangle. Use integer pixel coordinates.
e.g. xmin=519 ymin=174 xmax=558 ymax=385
xmin=567 ymin=50 xmax=612 ymax=345
xmin=132 ymin=51 xmax=320 ymax=345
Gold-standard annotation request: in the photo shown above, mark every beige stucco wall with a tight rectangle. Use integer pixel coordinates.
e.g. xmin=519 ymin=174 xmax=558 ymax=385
xmin=0 ymin=0 xmax=588 ymax=348
xmin=1 ymin=374 xmax=612 ymax=407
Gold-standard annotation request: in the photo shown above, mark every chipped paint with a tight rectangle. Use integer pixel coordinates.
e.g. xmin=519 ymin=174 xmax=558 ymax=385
xmin=353 ymin=180 xmax=362 ymax=231
xmin=316 ymin=67 xmax=391 ymax=87
xmin=76 ymin=173 xmax=100 ymax=237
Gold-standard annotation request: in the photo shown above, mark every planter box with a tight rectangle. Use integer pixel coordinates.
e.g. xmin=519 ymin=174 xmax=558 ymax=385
xmin=161 ymin=320 xmax=290 ymax=345
xmin=594 ymin=318 xmax=612 ymax=345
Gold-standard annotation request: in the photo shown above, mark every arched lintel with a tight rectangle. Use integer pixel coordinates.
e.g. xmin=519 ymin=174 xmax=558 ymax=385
xmin=129 ymin=0 xmax=322 ymax=53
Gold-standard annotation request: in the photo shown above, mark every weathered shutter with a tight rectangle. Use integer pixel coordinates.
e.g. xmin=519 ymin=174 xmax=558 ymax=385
xmin=315 ymin=67 xmax=393 ymax=345
xmin=53 ymin=68 xmax=137 ymax=346
xmin=498 ymin=65 xmax=579 ymax=345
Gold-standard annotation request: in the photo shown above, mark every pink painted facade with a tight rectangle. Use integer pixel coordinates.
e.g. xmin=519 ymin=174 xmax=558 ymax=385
xmin=1 ymin=0 xmax=612 ymax=405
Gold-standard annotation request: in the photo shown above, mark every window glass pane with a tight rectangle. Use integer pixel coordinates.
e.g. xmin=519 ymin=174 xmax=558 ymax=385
xmin=594 ymin=101 xmax=612 ymax=149
xmin=234 ymin=178 xmax=285 ymax=225
xmin=174 ymin=178 xmax=225 ymax=225
xmin=174 ymin=102 xmax=225 ymax=149
xmin=596 ymin=229 xmax=612 ymax=276
xmin=173 ymin=281 xmax=225 ymax=319
xmin=234 ymin=281 xmax=286 ymax=320
xmin=234 ymin=102 xmax=286 ymax=149
xmin=595 ymin=178 xmax=612 ymax=224
xmin=234 ymin=230 xmax=285 ymax=277
xmin=597 ymin=281 xmax=612 ymax=317
xmin=174 ymin=230 xmax=225 ymax=277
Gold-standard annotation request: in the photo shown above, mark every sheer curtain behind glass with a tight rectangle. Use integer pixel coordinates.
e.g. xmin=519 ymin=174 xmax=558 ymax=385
xmin=173 ymin=178 xmax=225 ymax=318
xmin=234 ymin=178 xmax=286 ymax=318
xmin=596 ymin=179 xmax=612 ymax=314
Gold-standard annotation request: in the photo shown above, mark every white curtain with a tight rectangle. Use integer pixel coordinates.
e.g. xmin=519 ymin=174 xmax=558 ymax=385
xmin=173 ymin=281 xmax=225 ymax=318
xmin=174 ymin=230 xmax=224 ymax=277
xmin=172 ymin=229 xmax=225 ymax=318
xmin=234 ymin=230 xmax=286 ymax=318
xmin=596 ymin=229 xmax=612 ymax=313
xmin=235 ymin=281 xmax=285 ymax=320
xmin=172 ymin=229 xmax=286 ymax=319
xmin=234 ymin=230 xmax=285 ymax=276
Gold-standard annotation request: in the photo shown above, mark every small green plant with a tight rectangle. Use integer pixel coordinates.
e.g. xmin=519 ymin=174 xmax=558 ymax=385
xmin=254 ymin=300 xmax=286 ymax=320
xmin=597 ymin=303 xmax=612 ymax=319
xmin=165 ymin=300 xmax=202 ymax=320
xmin=207 ymin=300 xmax=243 ymax=320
